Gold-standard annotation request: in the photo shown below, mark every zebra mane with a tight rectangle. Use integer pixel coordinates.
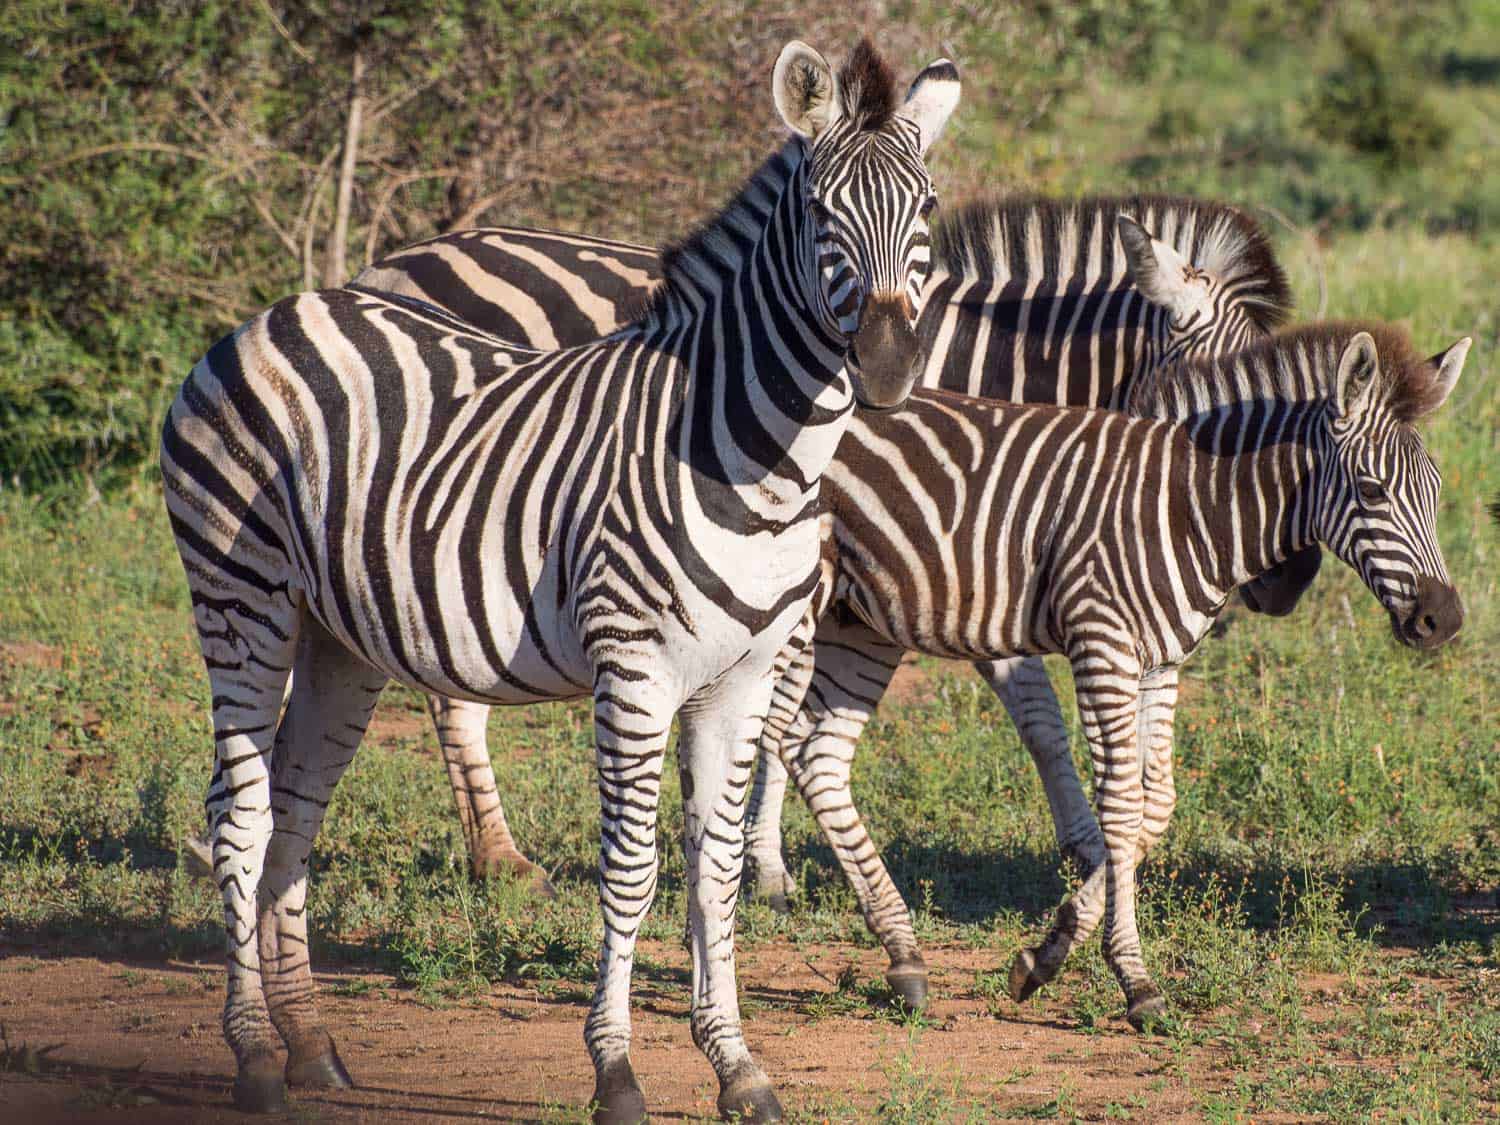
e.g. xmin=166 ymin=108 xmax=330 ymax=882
xmin=836 ymin=37 xmax=899 ymax=131
xmin=1131 ymin=320 xmax=1447 ymax=424
xmin=933 ymin=194 xmax=1293 ymax=332
xmin=638 ymin=139 xmax=803 ymax=323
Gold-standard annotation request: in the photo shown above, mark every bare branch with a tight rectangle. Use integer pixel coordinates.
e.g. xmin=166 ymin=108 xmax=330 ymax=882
xmin=256 ymin=0 xmax=315 ymax=65
xmin=325 ymin=48 xmax=366 ymax=287
xmin=364 ymin=167 xmax=461 ymax=266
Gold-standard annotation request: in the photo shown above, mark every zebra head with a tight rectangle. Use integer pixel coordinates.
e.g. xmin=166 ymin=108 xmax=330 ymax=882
xmin=773 ymin=39 xmax=959 ymax=410
xmin=1117 ymin=215 xmax=1270 ymax=369
xmin=1316 ymin=329 xmax=1471 ymax=650
xmin=1118 ymin=212 xmax=1323 ymax=617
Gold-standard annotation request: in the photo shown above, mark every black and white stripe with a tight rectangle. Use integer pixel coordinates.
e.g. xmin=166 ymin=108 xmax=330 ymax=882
xmin=161 ymin=39 xmax=958 ymax=1122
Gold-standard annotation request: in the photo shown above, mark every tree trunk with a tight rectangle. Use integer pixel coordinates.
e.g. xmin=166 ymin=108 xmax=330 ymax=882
xmin=324 ymin=47 xmax=365 ymax=287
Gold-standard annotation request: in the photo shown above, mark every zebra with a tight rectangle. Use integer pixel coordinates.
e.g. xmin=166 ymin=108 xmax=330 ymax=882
xmin=338 ymin=198 xmax=1305 ymax=949
xmin=765 ymin=321 xmax=1469 ymax=1028
xmin=160 ymin=38 xmax=959 ymax=1123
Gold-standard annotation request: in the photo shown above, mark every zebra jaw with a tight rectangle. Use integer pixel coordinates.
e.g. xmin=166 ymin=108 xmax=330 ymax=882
xmin=847 ymin=292 xmax=921 ymax=410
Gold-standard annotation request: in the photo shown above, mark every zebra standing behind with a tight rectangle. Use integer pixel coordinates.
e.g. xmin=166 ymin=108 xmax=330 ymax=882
xmin=339 ymin=195 xmax=1308 ymax=930
xmin=160 ymin=38 xmax=959 ymax=1123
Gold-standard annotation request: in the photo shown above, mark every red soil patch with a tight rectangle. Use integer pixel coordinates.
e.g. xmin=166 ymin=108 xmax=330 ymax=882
xmin=0 ymin=942 xmax=1234 ymax=1123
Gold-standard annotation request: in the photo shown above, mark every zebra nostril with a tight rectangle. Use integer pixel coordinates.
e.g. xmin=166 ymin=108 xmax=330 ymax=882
xmin=1421 ymin=614 xmax=1436 ymax=635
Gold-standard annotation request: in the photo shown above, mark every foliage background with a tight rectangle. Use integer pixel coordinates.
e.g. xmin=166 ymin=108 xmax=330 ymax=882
xmin=2 ymin=0 xmax=1494 ymax=487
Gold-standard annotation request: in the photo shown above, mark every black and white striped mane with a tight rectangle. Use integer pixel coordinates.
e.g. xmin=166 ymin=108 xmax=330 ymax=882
xmin=933 ymin=194 xmax=1293 ymax=333
xmin=1129 ymin=320 xmax=1446 ymax=422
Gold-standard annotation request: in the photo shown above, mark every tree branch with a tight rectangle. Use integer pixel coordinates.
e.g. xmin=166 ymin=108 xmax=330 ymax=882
xmin=324 ymin=47 xmax=366 ymax=287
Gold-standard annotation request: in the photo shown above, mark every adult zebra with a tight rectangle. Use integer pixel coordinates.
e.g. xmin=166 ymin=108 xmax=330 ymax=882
xmin=161 ymin=38 xmax=960 ymax=1123
xmin=346 ymin=195 xmax=1306 ymax=913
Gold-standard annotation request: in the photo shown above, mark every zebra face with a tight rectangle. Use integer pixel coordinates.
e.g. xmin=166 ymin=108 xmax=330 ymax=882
xmin=774 ymin=41 xmax=959 ymax=410
xmin=1319 ymin=332 xmax=1469 ymax=650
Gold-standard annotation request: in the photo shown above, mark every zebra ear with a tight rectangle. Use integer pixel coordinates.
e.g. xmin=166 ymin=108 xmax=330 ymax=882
xmin=1117 ymin=215 xmax=1204 ymax=320
xmin=1422 ymin=336 xmax=1472 ymax=414
xmin=899 ymin=59 xmax=961 ymax=155
xmin=774 ymin=41 xmax=840 ymax=140
xmin=1334 ymin=331 xmax=1380 ymax=422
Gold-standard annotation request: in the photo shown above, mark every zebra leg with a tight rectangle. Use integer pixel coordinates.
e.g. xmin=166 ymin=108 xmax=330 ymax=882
xmin=427 ymin=695 xmax=556 ymax=895
xmin=746 ymin=752 xmax=794 ymax=911
xmin=1009 ymin=646 xmax=1152 ymax=1023
xmin=260 ymin=615 xmax=387 ymax=1091
xmin=974 ymin=657 xmax=1104 ymax=875
xmin=680 ymin=672 xmax=783 ymax=1123
xmin=745 ymin=621 xmax=819 ymax=913
xmin=780 ymin=621 xmax=928 ymax=1010
xmin=584 ymin=674 xmax=672 ymax=1125
xmin=1134 ymin=669 xmax=1179 ymax=865
xmin=195 ymin=595 xmax=300 ymax=1113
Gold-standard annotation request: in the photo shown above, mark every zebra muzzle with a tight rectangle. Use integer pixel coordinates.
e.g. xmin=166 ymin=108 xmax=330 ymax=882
xmin=1392 ymin=575 xmax=1463 ymax=650
xmin=849 ymin=294 xmax=921 ymax=412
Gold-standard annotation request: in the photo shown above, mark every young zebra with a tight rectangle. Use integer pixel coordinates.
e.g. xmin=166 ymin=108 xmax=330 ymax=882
xmin=339 ymin=196 xmax=1306 ymax=913
xmin=160 ymin=39 xmax=959 ymax=1123
xmin=773 ymin=321 xmax=1468 ymax=1027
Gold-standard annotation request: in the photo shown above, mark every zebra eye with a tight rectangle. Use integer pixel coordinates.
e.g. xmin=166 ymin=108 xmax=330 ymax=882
xmin=1357 ymin=478 xmax=1387 ymax=507
xmin=919 ymin=195 xmax=938 ymax=220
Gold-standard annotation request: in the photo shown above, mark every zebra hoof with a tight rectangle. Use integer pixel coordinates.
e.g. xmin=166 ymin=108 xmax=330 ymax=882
xmin=286 ymin=1041 xmax=353 ymax=1089
xmin=233 ymin=1053 xmax=287 ymax=1113
xmin=591 ymin=1059 xmax=647 ymax=1125
xmin=182 ymin=832 xmax=214 ymax=879
xmin=717 ymin=1072 xmax=783 ymax=1122
xmin=1007 ymin=947 xmax=1048 ymax=1004
xmin=1126 ymin=984 xmax=1168 ymax=1032
xmin=528 ymin=869 xmax=560 ymax=900
xmin=885 ymin=958 xmax=929 ymax=1011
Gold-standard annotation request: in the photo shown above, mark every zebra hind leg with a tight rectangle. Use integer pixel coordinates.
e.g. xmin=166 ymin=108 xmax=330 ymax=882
xmin=193 ymin=592 xmax=300 ymax=1112
xmin=974 ymin=656 xmax=1105 ymax=877
xmin=427 ymin=695 xmax=557 ymax=896
xmin=261 ymin=614 xmax=388 ymax=1091
xmin=745 ymin=603 xmax=820 ymax=913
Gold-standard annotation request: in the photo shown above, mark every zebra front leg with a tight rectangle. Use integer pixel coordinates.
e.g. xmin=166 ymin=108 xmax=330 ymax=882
xmin=974 ymin=656 xmax=1104 ymax=876
xmin=196 ymin=596 xmax=300 ymax=1113
xmin=584 ymin=672 xmax=672 ymax=1125
xmin=427 ymin=695 xmax=556 ymax=895
xmin=261 ymin=615 xmax=387 ymax=1092
xmin=780 ymin=622 xmax=928 ymax=1010
xmin=1009 ymin=645 xmax=1158 ymax=1029
xmin=680 ymin=672 xmax=784 ymax=1123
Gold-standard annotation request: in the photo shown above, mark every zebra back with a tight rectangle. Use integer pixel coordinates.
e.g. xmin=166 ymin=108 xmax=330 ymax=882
xmin=356 ymin=194 xmax=1291 ymax=414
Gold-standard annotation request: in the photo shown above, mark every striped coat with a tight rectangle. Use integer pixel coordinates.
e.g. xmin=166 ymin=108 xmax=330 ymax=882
xmin=162 ymin=39 xmax=959 ymax=1122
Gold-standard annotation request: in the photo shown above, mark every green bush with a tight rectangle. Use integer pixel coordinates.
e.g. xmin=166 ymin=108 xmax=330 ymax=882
xmin=1307 ymin=29 xmax=1452 ymax=168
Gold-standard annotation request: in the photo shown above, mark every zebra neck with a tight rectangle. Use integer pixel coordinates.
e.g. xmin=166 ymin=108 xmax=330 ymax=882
xmin=654 ymin=148 xmax=856 ymax=510
xmin=1187 ymin=400 xmax=1321 ymax=596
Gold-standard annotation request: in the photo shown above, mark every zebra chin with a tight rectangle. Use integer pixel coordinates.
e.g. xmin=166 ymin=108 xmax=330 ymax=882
xmin=1388 ymin=575 xmax=1464 ymax=651
xmin=847 ymin=293 xmax=922 ymax=411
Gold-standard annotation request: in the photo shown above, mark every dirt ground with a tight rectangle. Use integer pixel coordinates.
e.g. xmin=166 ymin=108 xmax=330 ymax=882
xmin=0 ymin=939 xmax=1240 ymax=1123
